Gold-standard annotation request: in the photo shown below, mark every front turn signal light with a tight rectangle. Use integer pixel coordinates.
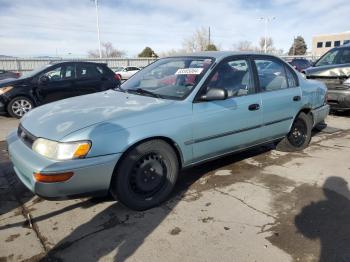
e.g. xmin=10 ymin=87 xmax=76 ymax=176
xmin=34 ymin=172 xmax=74 ymax=183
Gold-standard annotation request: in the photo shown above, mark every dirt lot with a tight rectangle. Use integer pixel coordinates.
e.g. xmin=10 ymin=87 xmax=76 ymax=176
xmin=1 ymin=114 xmax=350 ymax=262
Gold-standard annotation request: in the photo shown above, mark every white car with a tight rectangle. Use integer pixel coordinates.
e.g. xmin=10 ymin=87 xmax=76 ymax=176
xmin=115 ymin=66 xmax=140 ymax=80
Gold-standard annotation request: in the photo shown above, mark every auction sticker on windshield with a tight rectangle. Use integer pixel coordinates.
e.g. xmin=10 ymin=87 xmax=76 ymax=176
xmin=175 ymin=68 xmax=204 ymax=75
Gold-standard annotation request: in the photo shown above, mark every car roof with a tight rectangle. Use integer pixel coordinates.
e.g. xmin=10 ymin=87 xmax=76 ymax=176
xmin=334 ymin=43 xmax=350 ymax=50
xmin=167 ymin=51 xmax=280 ymax=60
xmin=49 ymin=61 xmax=107 ymax=66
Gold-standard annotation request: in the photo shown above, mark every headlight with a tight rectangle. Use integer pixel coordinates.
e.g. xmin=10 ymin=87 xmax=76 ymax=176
xmin=344 ymin=77 xmax=350 ymax=86
xmin=0 ymin=86 xmax=13 ymax=95
xmin=32 ymin=138 xmax=91 ymax=160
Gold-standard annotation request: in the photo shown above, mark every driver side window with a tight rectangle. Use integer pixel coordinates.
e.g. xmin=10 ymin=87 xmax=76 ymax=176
xmin=207 ymin=59 xmax=254 ymax=97
xmin=43 ymin=67 xmax=63 ymax=82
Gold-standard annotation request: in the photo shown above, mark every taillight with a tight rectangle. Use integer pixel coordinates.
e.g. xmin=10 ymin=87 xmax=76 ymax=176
xmin=15 ymin=72 xmax=21 ymax=78
xmin=114 ymin=74 xmax=121 ymax=81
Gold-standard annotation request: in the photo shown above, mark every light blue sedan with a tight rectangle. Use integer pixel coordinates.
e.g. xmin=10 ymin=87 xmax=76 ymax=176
xmin=7 ymin=52 xmax=329 ymax=210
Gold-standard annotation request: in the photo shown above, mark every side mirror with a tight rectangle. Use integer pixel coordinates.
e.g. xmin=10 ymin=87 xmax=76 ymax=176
xmin=200 ymin=87 xmax=228 ymax=101
xmin=39 ymin=75 xmax=49 ymax=84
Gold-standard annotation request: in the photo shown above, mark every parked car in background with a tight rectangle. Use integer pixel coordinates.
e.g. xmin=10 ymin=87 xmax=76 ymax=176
xmin=288 ymin=58 xmax=312 ymax=72
xmin=115 ymin=66 xmax=140 ymax=80
xmin=304 ymin=44 xmax=350 ymax=111
xmin=7 ymin=52 xmax=329 ymax=211
xmin=0 ymin=61 xmax=120 ymax=118
xmin=0 ymin=70 xmax=20 ymax=80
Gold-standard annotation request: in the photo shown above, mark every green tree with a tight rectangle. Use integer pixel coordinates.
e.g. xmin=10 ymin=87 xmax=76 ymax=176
xmin=288 ymin=36 xmax=307 ymax=55
xmin=138 ymin=47 xmax=158 ymax=57
xmin=205 ymin=44 xmax=218 ymax=51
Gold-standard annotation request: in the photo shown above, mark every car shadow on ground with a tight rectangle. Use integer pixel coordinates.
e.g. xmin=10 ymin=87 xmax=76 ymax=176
xmin=295 ymin=177 xmax=350 ymax=261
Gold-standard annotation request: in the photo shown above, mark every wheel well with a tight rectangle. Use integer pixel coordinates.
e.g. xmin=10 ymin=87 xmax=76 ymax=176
xmin=298 ymin=108 xmax=314 ymax=125
xmin=8 ymin=95 xmax=36 ymax=106
xmin=115 ymin=136 xmax=183 ymax=172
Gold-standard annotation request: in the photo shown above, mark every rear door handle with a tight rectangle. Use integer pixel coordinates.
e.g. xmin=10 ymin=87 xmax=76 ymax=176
xmin=293 ymin=96 xmax=301 ymax=101
xmin=248 ymin=103 xmax=260 ymax=111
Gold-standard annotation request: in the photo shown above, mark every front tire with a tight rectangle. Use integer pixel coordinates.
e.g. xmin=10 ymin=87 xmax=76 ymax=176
xmin=110 ymin=140 xmax=179 ymax=211
xmin=7 ymin=96 xmax=34 ymax=118
xmin=276 ymin=112 xmax=312 ymax=152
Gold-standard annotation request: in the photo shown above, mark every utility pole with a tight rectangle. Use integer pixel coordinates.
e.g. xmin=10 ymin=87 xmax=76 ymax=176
xmin=94 ymin=0 xmax=102 ymax=58
xmin=208 ymin=26 xmax=211 ymax=46
xmin=293 ymin=36 xmax=296 ymax=56
xmin=259 ymin=17 xmax=276 ymax=53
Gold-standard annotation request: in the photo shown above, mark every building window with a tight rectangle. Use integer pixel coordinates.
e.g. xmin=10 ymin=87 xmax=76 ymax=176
xmin=317 ymin=42 xmax=323 ymax=48
xmin=325 ymin=41 xmax=332 ymax=48
xmin=344 ymin=40 xmax=350 ymax=45
xmin=334 ymin=41 xmax=341 ymax=47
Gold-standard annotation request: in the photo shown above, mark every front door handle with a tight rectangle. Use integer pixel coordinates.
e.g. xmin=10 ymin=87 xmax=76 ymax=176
xmin=293 ymin=95 xmax=301 ymax=101
xmin=248 ymin=103 xmax=260 ymax=111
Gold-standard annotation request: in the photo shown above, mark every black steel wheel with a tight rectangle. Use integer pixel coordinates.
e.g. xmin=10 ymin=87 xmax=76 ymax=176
xmin=276 ymin=112 xmax=312 ymax=152
xmin=110 ymin=140 xmax=179 ymax=210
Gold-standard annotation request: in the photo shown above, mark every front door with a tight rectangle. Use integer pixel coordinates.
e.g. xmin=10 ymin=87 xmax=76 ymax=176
xmin=191 ymin=57 xmax=263 ymax=163
xmin=36 ymin=64 xmax=76 ymax=104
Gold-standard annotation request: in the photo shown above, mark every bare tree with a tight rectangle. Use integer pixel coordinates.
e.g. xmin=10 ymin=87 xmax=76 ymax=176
xmin=182 ymin=27 xmax=218 ymax=53
xmin=88 ymin=42 xmax=125 ymax=58
xmin=233 ymin=41 xmax=255 ymax=51
xmin=259 ymin=37 xmax=275 ymax=53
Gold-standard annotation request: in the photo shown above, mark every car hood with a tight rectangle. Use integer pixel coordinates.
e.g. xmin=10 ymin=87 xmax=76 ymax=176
xmin=21 ymin=90 xmax=177 ymax=141
xmin=305 ymin=64 xmax=350 ymax=78
xmin=0 ymin=77 xmax=30 ymax=87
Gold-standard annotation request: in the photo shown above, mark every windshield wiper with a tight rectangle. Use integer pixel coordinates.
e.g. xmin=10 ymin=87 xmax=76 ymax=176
xmin=128 ymin=88 xmax=162 ymax=98
xmin=113 ymin=85 xmax=126 ymax=92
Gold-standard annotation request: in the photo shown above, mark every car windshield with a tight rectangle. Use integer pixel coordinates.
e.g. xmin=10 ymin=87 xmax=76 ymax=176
xmin=19 ymin=64 xmax=51 ymax=79
xmin=121 ymin=57 xmax=214 ymax=100
xmin=315 ymin=49 xmax=340 ymax=67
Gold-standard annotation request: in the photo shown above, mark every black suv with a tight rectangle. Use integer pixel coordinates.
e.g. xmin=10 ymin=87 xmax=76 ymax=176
xmin=0 ymin=61 xmax=120 ymax=118
xmin=304 ymin=44 xmax=350 ymax=111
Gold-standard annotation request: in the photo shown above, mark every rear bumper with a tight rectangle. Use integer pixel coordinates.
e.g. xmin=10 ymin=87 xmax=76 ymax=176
xmin=327 ymin=89 xmax=350 ymax=110
xmin=311 ymin=104 xmax=330 ymax=127
xmin=6 ymin=131 xmax=121 ymax=198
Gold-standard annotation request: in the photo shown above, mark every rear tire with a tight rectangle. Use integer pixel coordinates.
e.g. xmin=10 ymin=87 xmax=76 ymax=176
xmin=110 ymin=140 xmax=179 ymax=211
xmin=7 ymin=96 xmax=34 ymax=118
xmin=276 ymin=112 xmax=312 ymax=152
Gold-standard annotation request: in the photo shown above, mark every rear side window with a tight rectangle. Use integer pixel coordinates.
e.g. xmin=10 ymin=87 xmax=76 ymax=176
xmin=339 ymin=48 xmax=350 ymax=64
xmin=77 ymin=64 xmax=103 ymax=78
xmin=285 ymin=67 xmax=297 ymax=87
xmin=254 ymin=59 xmax=288 ymax=91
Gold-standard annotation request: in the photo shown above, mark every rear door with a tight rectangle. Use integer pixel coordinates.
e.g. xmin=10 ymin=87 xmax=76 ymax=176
xmin=253 ymin=56 xmax=302 ymax=140
xmin=36 ymin=64 xmax=76 ymax=104
xmin=75 ymin=63 xmax=106 ymax=95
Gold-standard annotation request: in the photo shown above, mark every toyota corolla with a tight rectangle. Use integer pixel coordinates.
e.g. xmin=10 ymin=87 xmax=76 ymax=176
xmin=7 ymin=52 xmax=329 ymax=210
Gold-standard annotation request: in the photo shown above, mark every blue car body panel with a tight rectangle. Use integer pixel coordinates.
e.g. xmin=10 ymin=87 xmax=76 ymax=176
xmin=6 ymin=51 xmax=330 ymax=199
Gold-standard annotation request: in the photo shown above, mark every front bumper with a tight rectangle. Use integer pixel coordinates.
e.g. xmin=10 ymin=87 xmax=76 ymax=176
xmin=327 ymin=88 xmax=350 ymax=110
xmin=0 ymin=96 xmax=6 ymax=112
xmin=311 ymin=104 xmax=330 ymax=127
xmin=6 ymin=131 xmax=121 ymax=198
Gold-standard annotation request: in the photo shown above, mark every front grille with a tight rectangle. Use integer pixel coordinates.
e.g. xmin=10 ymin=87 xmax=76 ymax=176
xmin=17 ymin=125 xmax=37 ymax=148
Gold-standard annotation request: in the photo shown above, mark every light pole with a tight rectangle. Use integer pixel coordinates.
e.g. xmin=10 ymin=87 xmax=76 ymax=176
xmin=94 ymin=0 xmax=102 ymax=58
xmin=259 ymin=17 xmax=276 ymax=53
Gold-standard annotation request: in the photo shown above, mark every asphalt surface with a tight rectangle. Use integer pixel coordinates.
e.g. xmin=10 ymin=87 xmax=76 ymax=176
xmin=1 ymin=114 xmax=350 ymax=261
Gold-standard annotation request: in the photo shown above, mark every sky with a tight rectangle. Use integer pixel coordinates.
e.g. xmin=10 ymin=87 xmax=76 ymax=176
xmin=0 ymin=0 xmax=349 ymax=57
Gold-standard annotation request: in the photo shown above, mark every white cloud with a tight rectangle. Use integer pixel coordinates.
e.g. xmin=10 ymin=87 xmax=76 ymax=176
xmin=0 ymin=0 xmax=349 ymax=57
